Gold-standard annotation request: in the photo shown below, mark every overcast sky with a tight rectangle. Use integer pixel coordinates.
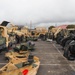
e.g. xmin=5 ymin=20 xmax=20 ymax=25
xmin=0 ymin=0 xmax=75 ymax=28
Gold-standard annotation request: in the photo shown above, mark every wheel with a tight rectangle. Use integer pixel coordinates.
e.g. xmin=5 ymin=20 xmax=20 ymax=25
xmin=63 ymin=47 xmax=75 ymax=60
xmin=5 ymin=57 xmax=9 ymax=61
xmin=63 ymin=44 xmax=70 ymax=59
xmin=64 ymin=40 xmax=72 ymax=49
xmin=56 ymin=37 xmax=62 ymax=44
xmin=0 ymin=50 xmax=2 ymax=53
xmin=63 ymin=49 xmax=69 ymax=58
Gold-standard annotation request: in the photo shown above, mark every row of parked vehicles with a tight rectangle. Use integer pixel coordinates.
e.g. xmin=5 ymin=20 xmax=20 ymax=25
xmin=0 ymin=21 xmax=40 ymax=75
xmin=48 ymin=25 xmax=75 ymax=60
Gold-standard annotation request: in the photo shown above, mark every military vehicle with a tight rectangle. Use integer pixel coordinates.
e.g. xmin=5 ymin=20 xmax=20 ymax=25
xmin=16 ymin=42 xmax=35 ymax=51
xmin=5 ymin=21 xmax=26 ymax=44
xmin=8 ymin=25 xmax=26 ymax=43
xmin=35 ymin=27 xmax=48 ymax=41
xmin=27 ymin=31 xmax=38 ymax=41
xmin=5 ymin=44 xmax=29 ymax=60
xmin=60 ymin=31 xmax=75 ymax=47
xmin=55 ymin=28 xmax=66 ymax=44
xmin=26 ymin=41 xmax=35 ymax=51
xmin=48 ymin=27 xmax=58 ymax=40
xmin=0 ymin=21 xmax=17 ymax=53
xmin=63 ymin=40 xmax=75 ymax=60
xmin=0 ymin=27 xmax=7 ymax=53
xmin=0 ymin=54 xmax=40 ymax=75
xmin=56 ymin=25 xmax=75 ymax=60
xmin=49 ymin=25 xmax=67 ymax=44
xmin=13 ymin=31 xmax=24 ymax=43
xmin=5 ymin=43 xmax=35 ymax=61
xmin=7 ymin=25 xmax=18 ymax=34
xmin=60 ymin=25 xmax=75 ymax=47
xmin=26 ymin=36 xmax=37 ymax=41
xmin=20 ymin=26 xmax=30 ymax=36
xmin=46 ymin=26 xmax=55 ymax=41
xmin=0 ymin=21 xmax=16 ymax=51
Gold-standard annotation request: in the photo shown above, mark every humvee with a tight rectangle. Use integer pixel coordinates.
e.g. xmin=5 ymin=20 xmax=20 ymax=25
xmin=48 ymin=27 xmax=58 ymax=40
xmin=60 ymin=25 xmax=75 ymax=47
xmin=48 ymin=26 xmax=67 ymax=44
xmin=35 ymin=27 xmax=48 ymax=40
xmin=0 ymin=21 xmax=17 ymax=53
xmin=57 ymin=25 xmax=75 ymax=60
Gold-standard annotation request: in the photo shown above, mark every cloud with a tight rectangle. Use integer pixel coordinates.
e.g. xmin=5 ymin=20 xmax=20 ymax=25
xmin=0 ymin=0 xmax=75 ymax=27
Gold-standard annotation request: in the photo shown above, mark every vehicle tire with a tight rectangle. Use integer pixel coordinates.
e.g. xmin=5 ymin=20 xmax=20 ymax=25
xmin=63 ymin=46 xmax=74 ymax=60
xmin=0 ymin=50 xmax=2 ymax=53
xmin=63 ymin=44 xmax=70 ymax=59
xmin=64 ymin=40 xmax=72 ymax=49
xmin=56 ymin=37 xmax=63 ymax=44
xmin=63 ymin=49 xmax=68 ymax=58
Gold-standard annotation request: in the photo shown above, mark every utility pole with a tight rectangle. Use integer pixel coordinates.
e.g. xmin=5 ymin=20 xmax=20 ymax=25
xmin=30 ymin=21 xmax=32 ymax=30
xmin=34 ymin=24 xmax=35 ymax=29
xmin=55 ymin=23 xmax=57 ymax=27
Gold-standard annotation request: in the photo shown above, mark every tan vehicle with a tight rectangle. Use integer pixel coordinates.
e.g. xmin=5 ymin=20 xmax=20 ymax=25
xmin=0 ymin=26 xmax=8 ymax=46
xmin=47 ymin=27 xmax=58 ymax=40
xmin=0 ymin=55 xmax=40 ymax=75
xmin=52 ymin=25 xmax=75 ymax=44
xmin=5 ymin=44 xmax=29 ymax=60
xmin=60 ymin=25 xmax=75 ymax=46
xmin=21 ymin=26 xmax=30 ymax=37
xmin=9 ymin=29 xmax=25 ymax=43
xmin=4 ymin=21 xmax=26 ymax=43
xmin=5 ymin=50 xmax=29 ymax=60
xmin=7 ymin=25 xmax=18 ymax=34
xmin=0 ymin=26 xmax=16 ymax=47
xmin=35 ymin=27 xmax=48 ymax=37
xmin=0 ymin=26 xmax=15 ymax=53
xmin=0 ymin=21 xmax=17 ymax=52
xmin=54 ymin=27 xmax=63 ymax=38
